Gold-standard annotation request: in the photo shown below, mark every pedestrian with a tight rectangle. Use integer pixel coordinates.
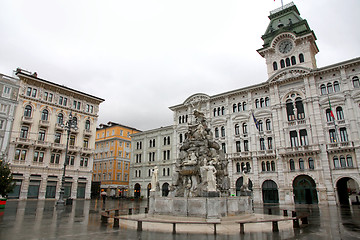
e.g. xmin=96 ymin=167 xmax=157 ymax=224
xmin=101 ymin=189 xmax=107 ymax=205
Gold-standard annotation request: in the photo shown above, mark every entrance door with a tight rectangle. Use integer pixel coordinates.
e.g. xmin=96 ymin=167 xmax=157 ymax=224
xmin=134 ymin=183 xmax=141 ymax=198
xmin=77 ymin=183 xmax=86 ymax=198
xmin=45 ymin=181 xmax=57 ymax=198
xmin=293 ymin=175 xmax=318 ymax=204
xmin=162 ymin=183 xmax=169 ymax=197
xmin=235 ymin=177 xmax=253 ymax=196
xmin=337 ymin=177 xmax=360 ymax=205
xmin=28 ymin=180 xmax=41 ymax=199
xmin=262 ymin=180 xmax=279 ymax=203
xmin=8 ymin=180 xmax=22 ymax=199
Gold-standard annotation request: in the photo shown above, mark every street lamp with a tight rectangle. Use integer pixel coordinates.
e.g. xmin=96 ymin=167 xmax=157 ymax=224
xmin=56 ymin=112 xmax=78 ymax=206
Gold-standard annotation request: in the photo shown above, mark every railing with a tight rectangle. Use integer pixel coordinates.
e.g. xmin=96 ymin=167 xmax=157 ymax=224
xmin=39 ymin=120 xmax=50 ymax=127
xmin=327 ymin=141 xmax=353 ymax=149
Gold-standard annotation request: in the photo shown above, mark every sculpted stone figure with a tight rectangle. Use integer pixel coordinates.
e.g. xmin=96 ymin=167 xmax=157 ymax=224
xmin=150 ymin=166 xmax=159 ymax=192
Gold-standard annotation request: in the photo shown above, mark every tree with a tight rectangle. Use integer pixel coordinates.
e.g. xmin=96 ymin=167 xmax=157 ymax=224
xmin=0 ymin=159 xmax=15 ymax=198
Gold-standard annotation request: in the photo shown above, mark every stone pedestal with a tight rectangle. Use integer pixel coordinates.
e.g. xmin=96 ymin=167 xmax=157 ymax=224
xmin=149 ymin=196 xmax=252 ymax=218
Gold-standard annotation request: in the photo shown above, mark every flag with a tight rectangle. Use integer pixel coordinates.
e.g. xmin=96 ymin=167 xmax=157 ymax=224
xmin=252 ymin=111 xmax=259 ymax=130
xmin=328 ymin=97 xmax=335 ymax=120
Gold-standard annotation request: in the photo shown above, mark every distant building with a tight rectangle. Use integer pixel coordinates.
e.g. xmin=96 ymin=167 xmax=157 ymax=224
xmin=7 ymin=68 xmax=104 ymax=200
xmin=129 ymin=3 xmax=360 ymax=206
xmin=93 ymin=122 xmax=140 ymax=197
xmin=0 ymin=74 xmax=20 ymax=161
xmin=129 ymin=125 xmax=174 ymax=198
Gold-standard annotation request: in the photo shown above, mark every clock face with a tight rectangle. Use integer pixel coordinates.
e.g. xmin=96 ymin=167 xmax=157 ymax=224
xmin=278 ymin=39 xmax=293 ymax=54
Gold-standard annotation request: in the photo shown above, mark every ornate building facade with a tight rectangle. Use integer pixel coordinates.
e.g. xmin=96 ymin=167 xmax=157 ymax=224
xmin=0 ymin=74 xmax=20 ymax=161
xmin=93 ymin=122 xmax=140 ymax=197
xmin=7 ymin=68 xmax=104 ymax=200
xmin=130 ymin=3 xmax=360 ymax=205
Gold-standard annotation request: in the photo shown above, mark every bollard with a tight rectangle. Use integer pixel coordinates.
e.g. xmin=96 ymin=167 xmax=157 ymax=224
xmin=283 ymin=210 xmax=288 ymax=216
xmin=113 ymin=217 xmax=119 ymax=228
xmin=129 ymin=208 xmax=132 ymax=215
xmin=145 ymin=207 xmax=148 ymax=214
xmin=272 ymin=221 xmax=279 ymax=232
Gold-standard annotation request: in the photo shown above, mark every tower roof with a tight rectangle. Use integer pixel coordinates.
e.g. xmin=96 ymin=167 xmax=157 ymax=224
xmin=258 ymin=2 xmax=316 ymax=50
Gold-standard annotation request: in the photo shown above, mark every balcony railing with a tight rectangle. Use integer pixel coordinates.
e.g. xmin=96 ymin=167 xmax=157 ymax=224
xmin=83 ymin=129 xmax=92 ymax=136
xmin=327 ymin=141 xmax=353 ymax=150
xmin=21 ymin=116 xmax=33 ymax=124
xmin=35 ymin=140 xmax=50 ymax=147
xmin=39 ymin=120 xmax=50 ymax=127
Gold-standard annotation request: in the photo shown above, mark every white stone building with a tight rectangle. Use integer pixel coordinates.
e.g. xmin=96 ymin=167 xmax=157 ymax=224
xmin=0 ymin=74 xmax=20 ymax=161
xmin=7 ymin=68 xmax=104 ymax=200
xmin=129 ymin=126 xmax=174 ymax=198
xmin=130 ymin=3 xmax=360 ymax=205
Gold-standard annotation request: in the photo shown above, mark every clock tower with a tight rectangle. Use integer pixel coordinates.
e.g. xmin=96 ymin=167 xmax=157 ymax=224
xmin=257 ymin=2 xmax=319 ymax=79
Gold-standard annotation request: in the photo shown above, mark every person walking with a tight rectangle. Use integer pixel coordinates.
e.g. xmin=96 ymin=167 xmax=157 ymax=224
xmin=100 ymin=189 xmax=107 ymax=205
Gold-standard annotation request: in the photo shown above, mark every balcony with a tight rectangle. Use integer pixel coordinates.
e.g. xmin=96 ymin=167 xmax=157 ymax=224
xmin=21 ymin=116 xmax=33 ymax=124
xmin=34 ymin=140 xmax=50 ymax=148
xmin=39 ymin=120 xmax=50 ymax=127
xmin=280 ymin=144 xmax=321 ymax=157
xmin=51 ymin=142 xmax=65 ymax=151
xmin=55 ymin=123 xmax=64 ymax=130
xmin=288 ymin=119 xmax=306 ymax=127
xmin=15 ymin=137 xmax=33 ymax=146
xmin=228 ymin=152 xmax=251 ymax=160
xmin=68 ymin=145 xmax=80 ymax=152
xmin=327 ymin=141 xmax=354 ymax=151
xmin=83 ymin=129 xmax=92 ymax=136
xmin=82 ymin=147 xmax=93 ymax=154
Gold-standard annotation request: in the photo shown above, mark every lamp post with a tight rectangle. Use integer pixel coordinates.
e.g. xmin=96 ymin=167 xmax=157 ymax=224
xmin=56 ymin=112 xmax=78 ymax=206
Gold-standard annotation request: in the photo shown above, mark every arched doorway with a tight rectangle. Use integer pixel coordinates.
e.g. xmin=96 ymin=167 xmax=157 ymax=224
xmin=134 ymin=183 xmax=141 ymax=198
xmin=293 ymin=175 xmax=318 ymax=204
xmin=235 ymin=177 xmax=253 ymax=196
xmin=262 ymin=180 xmax=279 ymax=203
xmin=337 ymin=177 xmax=360 ymax=205
xmin=162 ymin=183 xmax=169 ymax=197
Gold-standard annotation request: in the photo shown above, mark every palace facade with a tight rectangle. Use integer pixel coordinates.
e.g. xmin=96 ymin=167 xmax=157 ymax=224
xmin=130 ymin=3 xmax=360 ymax=205
xmin=7 ymin=68 xmax=104 ymax=200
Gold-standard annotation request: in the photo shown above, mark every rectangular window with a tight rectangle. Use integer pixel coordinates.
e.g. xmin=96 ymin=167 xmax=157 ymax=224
xmin=54 ymin=132 xmax=61 ymax=143
xmin=59 ymin=96 xmax=63 ymax=105
xmin=70 ymin=135 xmax=76 ymax=146
xmin=32 ymin=88 xmax=37 ymax=97
xmin=84 ymin=158 xmax=88 ymax=167
xmin=44 ymin=92 xmax=48 ymax=101
xmin=21 ymin=150 xmax=27 ymax=161
xmin=50 ymin=153 xmax=55 ymax=163
xmin=329 ymin=129 xmax=337 ymax=143
xmin=55 ymin=154 xmax=60 ymax=164
xmin=20 ymin=126 xmax=29 ymax=138
xmin=49 ymin=93 xmax=53 ymax=102
xmin=77 ymin=101 xmax=81 ymax=110
xmin=38 ymin=129 xmax=46 ymax=141
xmin=244 ymin=140 xmax=249 ymax=151
xmin=3 ymin=86 xmax=11 ymax=95
xmin=33 ymin=151 xmax=39 ymax=162
xmin=80 ymin=158 xmax=84 ymax=166
xmin=290 ymin=131 xmax=299 ymax=147
xmin=83 ymin=138 xmax=89 ymax=148
xmin=0 ymin=120 xmax=3 ymax=130
xmin=63 ymin=97 xmax=67 ymax=106
xmin=73 ymin=100 xmax=77 ymax=109
xmin=26 ymin=87 xmax=32 ymax=96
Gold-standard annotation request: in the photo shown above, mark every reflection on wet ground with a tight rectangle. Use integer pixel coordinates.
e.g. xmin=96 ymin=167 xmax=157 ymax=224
xmin=0 ymin=199 xmax=360 ymax=240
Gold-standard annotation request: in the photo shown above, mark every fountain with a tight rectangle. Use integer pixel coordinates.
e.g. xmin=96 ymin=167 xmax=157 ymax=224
xmin=149 ymin=104 xmax=252 ymax=219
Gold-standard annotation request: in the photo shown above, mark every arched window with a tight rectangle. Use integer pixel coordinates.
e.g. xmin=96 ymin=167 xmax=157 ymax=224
xmin=329 ymin=129 xmax=336 ymax=143
xmin=299 ymin=158 xmax=304 ymax=170
xmin=167 ymin=136 xmax=170 ymax=145
xmin=237 ymin=103 xmax=242 ymax=112
xmin=236 ymin=162 xmax=241 ymax=172
xmin=164 ymin=137 xmax=167 ymax=145
xmin=291 ymin=56 xmax=296 ymax=65
xmin=271 ymin=161 xmax=275 ymax=171
xmin=333 ymin=81 xmax=340 ymax=92
xmin=179 ymin=134 xmax=183 ymax=143
xmin=339 ymin=128 xmax=348 ymax=142
xmin=265 ymin=97 xmax=270 ymax=106
xmin=273 ymin=61 xmax=278 ymax=71
xmin=320 ymin=84 xmax=327 ymax=95
xmin=182 ymin=115 xmax=185 ymax=123
xmin=267 ymin=137 xmax=273 ymax=149
xmin=261 ymin=161 xmax=266 ymax=171
xmin=260 ymin=138 xmax=265 ymax=150
xmin=295 ymin=97 xmax=305 ymax=119
xmin=233 ymin=104 xmax=237 ymax=113
xmin=178 ymin=116 xmax=182 ymax=124
xmin=246 ymin=162 xmax=251 ymax=172
xmin=290 ymin=159 xmax=295 ymax=171
xmin=266 ymin=161 xmax=270 ymax=171
xmin=286 ymin=100 xmax=295 ymax=121
xmin=185 ymin=115 xmax=188 ymax=122
xmin=24 ymin=105 xmax=32 ymax=117
xmin=299 ymin=129 xmax=308 ymax=146
xmin=235 ymin=124 xmax=240 ymax=135
xmin=41 ymin=109 xmax=48 ymax=121
xmin=299 ymin=53 xmax=304 ymax=63
xmin=214 ymin=128 xmax=219 ymax=138
xmin=308 ymin=157 xmax=314 ymax=169
xmin=85 ymin=120 xmax=91 ymax=130
xmin=290 ymin=131 xmax=298 ymax=147
xmin=327 ymin=83 xmax=333 ymax=94
xmin=255 ymin=99 xmax=259 ymax=108
xmin=333 ymin=156 xmax=340 ymax=168
xmin=285 ymin=58 xmax=291 ymax=67
xmin=326 ymin=109 xmax=333 ymax=122
xmin=336 ymin=107 xmax=344 ymax=120
xmin=241 ymin=162 xmax=245 ymax=172
xmin=266 ymin=119 xmax=271 ymax=131
xmin=242 ymin=102 xmax=247 ymax=111
xmin=221 ymin=106 xmax=225 ymax=115
xmin=242 ymin=123 xmax=247 ymax=134
xmin=213 ymin=108 xmax=217 ymax=117
xmin=57 ymin=113 xmax=64 ymax=124
xmin=352 ymin=76 xmax=360 ymax=88
xmin=260 ymin=98 xmax=264 ymax=107
xmin=221 ymin=126 xmax=225 ymax=137
xmin=346 ymin=155 xmax=353 ymax=168
xmin=340 ymin=155 xmax=346 ymax=167
xmin=258 ymin=120 xmax=263 ymax=132
xmin=217 ymin=107 xmax=221 ymax=116
xmin=280 ymin=59 xmax=285 ymax=68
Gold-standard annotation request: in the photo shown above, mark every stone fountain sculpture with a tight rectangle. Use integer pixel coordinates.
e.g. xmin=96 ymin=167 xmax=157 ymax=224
xmin=173 ymin=108 xmax=230 ymax=198
xmin=149 ymin=104 xmax=252 ymax=219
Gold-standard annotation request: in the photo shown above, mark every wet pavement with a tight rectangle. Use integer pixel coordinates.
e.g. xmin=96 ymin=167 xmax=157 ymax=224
xmin=0 ymin=199 xmax=360 ymax=240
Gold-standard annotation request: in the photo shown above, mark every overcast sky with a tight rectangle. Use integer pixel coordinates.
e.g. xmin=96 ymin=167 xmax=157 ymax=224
xmin=1 ymin=0 xmax=359 ymax=131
